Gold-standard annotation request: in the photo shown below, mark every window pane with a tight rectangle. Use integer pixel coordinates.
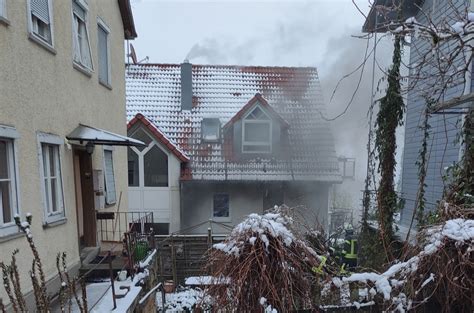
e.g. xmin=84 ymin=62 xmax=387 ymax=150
xmin=0 ymin=140 xmax=9 ymax=179
xmin=247 ymin=107 xmax=268 ymax=120
xmin=49 ymin=145 xmax=56 ymax=176
xmin=51 ymin=178 xmax=57 ymax=212
xmin=213 ymin=194 xmax=229 ymax=218
xmin=0 ymin=181 xmax=12 ymax=223
xmin=127 ymin=148 xmax=139 ymax=187
xmin=104 ymin=150 xmax=116 ymax=204
xmin=0 ymin=0 xmax=6 ymax=18
xmin=202 ymin=119 xmax=220 ymax=141
xmin=244 ymin=122 xmax=270 ymax=142
xmin=131 ymin=128 xmax=152 ymax=151
xmin=44 ymin=178 xmax=50 ymax=212
xmin=98 ymin=25 xmax=109 ymax=84
xmin=144 ymin=145 xmax=168 ymax=187
xmin=42 ymin=145 xmax=48 ymax=176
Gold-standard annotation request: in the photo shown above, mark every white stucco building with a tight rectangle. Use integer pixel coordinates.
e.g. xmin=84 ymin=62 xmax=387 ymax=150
xmin=126 ymin=62 xmax=342 ymax=234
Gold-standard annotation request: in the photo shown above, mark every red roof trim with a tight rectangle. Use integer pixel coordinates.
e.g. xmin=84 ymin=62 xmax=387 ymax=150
xmin=127 ymin=113 xmax=190 ymax=162
xmin=223 ymin=93 xmax=290 ymax=130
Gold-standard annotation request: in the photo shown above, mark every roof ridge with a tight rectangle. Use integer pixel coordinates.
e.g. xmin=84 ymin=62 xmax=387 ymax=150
xmin=126 ymin=63 xmax=319 ymax=71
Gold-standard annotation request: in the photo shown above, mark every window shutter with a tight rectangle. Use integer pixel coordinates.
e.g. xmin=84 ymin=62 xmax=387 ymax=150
xmin=72 ymin=1 xmax=85 ymax=21
xmin=104 ymin=150 xmax=116 ymax=204
xmin=31 ymin=0 xmax=50 ymax=24
xmin=98 ymin=25 xmax=109 ymax=83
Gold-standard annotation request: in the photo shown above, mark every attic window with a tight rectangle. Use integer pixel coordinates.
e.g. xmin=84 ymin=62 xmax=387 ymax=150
xmin=242 ymin=106 xmax=272 ymax=153
xmin=201 ymin=118 xmax=220 ymax=142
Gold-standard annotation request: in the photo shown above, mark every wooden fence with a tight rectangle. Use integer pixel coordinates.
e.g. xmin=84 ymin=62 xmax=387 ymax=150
xmin=154 ymin=231 xmax=228 ymax=284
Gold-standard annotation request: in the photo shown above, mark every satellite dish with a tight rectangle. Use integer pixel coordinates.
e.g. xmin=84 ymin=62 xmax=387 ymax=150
xmin=129 ymin=43 xmax=138 ymax=64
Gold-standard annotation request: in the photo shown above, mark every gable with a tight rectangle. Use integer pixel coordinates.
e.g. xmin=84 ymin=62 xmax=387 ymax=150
xmin=223 ymin=93 xmax=289 ymax=131
xmin=127 ymin=113 xmax=189 ymax=162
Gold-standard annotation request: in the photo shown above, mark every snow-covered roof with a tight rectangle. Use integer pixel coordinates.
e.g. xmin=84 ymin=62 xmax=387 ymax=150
xmin=126 ymin=63 xmax=340 ymax=182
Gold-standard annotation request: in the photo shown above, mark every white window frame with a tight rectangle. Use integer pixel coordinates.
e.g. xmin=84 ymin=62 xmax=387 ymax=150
xmin=27 ymin=0 xmax=55 ymax=49
xmin=0 ymin=125 xmax=20 ymax=237
xmin=212 ymin=193 xmax=231 ymax=222
xmin=241 ymin=105 xmax=272 ymax=153
xmin=97 ymin=17 xmax=111 ymax=87
xmin=71 ymin=0 xmax=93 ymax=72
xmin=103 ymin=146 xmax=116 ymax=205
xmin=37 ymin=132 xmax=65 ymax=225
xmin=129 ymin=127 xmax=170 ymax=189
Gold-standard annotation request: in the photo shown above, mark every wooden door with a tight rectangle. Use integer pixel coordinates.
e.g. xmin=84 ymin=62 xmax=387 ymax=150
xmin=76 ymin=151 xmax=97 ymax=247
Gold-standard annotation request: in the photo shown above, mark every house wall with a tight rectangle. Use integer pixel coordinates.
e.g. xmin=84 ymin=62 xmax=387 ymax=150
xmin=0 ymin=0 xmax=128 ymax=307
xmin=399 ymin=0 xmax=467 ymax=228
xmin=128 ymin=125 xmax=182 ymax=233
xmin=180 ymin=181 xmax=331 ymax=234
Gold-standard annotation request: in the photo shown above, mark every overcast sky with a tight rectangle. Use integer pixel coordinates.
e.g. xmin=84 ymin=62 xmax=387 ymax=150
xmin=129 ymin=0 xmax=396 ymax=207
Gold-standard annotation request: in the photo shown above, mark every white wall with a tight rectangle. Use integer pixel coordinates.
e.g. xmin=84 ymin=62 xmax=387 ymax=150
xmin=128 ymin=126 xmax=182 ymax=233
xmin=180 ymin=181 xmax=331 ymax=234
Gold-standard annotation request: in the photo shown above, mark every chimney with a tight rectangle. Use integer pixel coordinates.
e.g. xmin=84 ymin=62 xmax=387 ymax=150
xmin=181 ymin=59 xmax=193 ymax=111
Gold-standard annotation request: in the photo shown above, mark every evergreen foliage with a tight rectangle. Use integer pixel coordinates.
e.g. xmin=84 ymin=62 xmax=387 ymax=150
xmin=374 ymin=35 xmax=405 ymax=255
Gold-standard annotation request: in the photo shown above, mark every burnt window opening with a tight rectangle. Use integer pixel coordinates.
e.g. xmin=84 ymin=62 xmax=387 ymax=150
xmin=213 ymin=193 xmax=230 ymax=219
xmin=242 ymin=106 xmax=272 ymax=153
xmin=201 ymin=118 xmax=221 ymax=142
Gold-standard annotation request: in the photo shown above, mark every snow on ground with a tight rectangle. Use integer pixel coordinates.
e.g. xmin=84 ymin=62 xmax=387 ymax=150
xmin=51 ymin=282 xmax=109 ymax=313
xmin=185 ymin=275 xmax=230 ymax=286
xmin=91 ymin=271 xmax=148 ymax=312
xmin=156 ymin=287 xmax=211 ymax=312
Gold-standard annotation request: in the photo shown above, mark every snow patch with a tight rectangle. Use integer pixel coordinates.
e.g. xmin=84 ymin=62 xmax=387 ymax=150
xmin=213 ymin=211 xmax=295 ymax=257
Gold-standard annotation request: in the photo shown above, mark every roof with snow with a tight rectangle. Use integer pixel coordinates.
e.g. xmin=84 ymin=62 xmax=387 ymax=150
xmin=126 ymin=63 xmax=340 ymax=182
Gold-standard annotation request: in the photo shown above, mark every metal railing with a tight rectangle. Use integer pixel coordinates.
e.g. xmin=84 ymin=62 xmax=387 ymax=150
xmin=97 ymin=211 xmax=154 ymax=242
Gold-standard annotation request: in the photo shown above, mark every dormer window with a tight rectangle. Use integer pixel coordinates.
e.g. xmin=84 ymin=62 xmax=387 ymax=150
xmin=242 ymin=106 xmax=272 ymax=153
xmin=201 ymin=118 xmax=220 ymax=142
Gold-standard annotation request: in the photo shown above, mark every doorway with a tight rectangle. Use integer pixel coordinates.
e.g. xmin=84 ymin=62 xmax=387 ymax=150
xmin=74 ymin=150 xmax=97 ymax=247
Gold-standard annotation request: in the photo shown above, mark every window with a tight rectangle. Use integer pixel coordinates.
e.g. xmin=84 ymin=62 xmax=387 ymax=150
xmin=127 ymin=148 xmax=139 ymax=187
xmin=144 ymin=145 xmax=168 ymax=187
xmin=131 ymin=128 xmax=152 ymax=152
xmin=242 ymin=106 xmax=272 ymax=153
xmin=97 ymin=19 xmax=110 ymax=86
xmin=0 ymin=126 xmax=19 ymax=237
xmin=201 ymin=118 xmax=220 ymax=142
xmin=103 ymin=148 xmax=116 ymax=204
xmin=38 ymin=133 xmax=64 ymax=224
xmin=72 ymin=0 xmax=93 ymax=70
xmin=213 ymin=193 xmax=230 ymax=219
xmin=0 ymin=0 xmax=7 ymax=20
xmin=28 ymin=0 xmax=53 ymax=46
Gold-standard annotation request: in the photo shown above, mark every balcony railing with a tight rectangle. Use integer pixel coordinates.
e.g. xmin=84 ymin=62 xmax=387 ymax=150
xmin=97 ymin=211 xmax=154 ymax=242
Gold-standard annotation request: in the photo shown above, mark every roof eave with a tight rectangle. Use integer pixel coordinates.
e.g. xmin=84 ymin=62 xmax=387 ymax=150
xmin=118 ymin=0 xmax=137 ymax=40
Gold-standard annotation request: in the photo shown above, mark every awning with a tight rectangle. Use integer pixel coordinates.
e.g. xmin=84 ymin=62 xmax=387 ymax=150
xmin=66 ymin=124 xmax=146 ymax=147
